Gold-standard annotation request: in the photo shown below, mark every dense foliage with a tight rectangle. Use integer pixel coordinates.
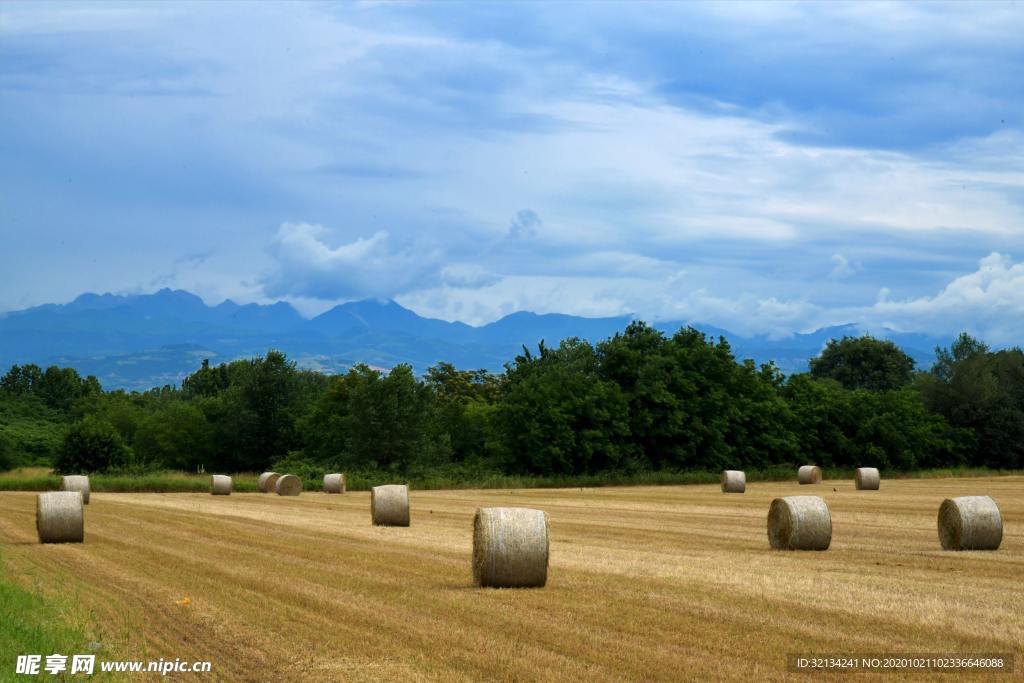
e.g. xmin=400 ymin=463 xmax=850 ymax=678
xmin=809 ymin=336 xmax=915 ymax=391
xmin=0 ymin=327 xmax=1020 ymax=476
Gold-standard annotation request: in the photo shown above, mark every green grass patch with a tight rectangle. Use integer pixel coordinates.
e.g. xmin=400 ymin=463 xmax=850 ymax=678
xmin=0 ymin=550 xmax=116 ymax=679
xmin=0 ymin=465 xmax=1020 ymax=494
xmin=0 ymin=468 xmax=260 ymax=493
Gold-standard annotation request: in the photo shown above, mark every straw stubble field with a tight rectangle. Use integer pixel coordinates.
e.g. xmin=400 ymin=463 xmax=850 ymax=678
xmin=0 ymin=476 xmax=1021 ymax=681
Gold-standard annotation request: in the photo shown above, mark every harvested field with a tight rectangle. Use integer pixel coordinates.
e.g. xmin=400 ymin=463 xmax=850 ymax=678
xmin=1 ymin=476 xmax=1022 ymax=681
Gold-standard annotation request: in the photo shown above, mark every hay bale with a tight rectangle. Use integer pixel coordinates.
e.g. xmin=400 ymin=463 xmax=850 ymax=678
xmin=60 ymin=475 xmax=90 ymax=505
xmin=938 ymin=496 xmax=1002 ymax=551
xmin=37 ymin=492 xmax=84 ymax=543
xmin=854 ymin=467 xmax=880 ymax=490
xmin=323 ymin=473 xmax=346 ymax=494
xmin=371 ymin=484 xmax=409 ymax=526
xmin=721 ymin=470 xmax=746 ymax=493
xmin=473 ymin=507 xmax=548 ymax=588
xmin=275 ymin=474 xmax=302 ymax=496
xmin=767 ymin=495 xmax=831 ymax=550
xmin=211 ymin=474 xmax=232 ymax=495
xmin=257 ymin=472 xmax=280 ymax=493
xmin=797 ymin=465 xmax=822 ymax=485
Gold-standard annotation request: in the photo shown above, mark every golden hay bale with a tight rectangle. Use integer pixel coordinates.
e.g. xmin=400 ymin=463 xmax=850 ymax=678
xmin=257 ymin=472 xmax=280 ymax=493
xmin=473 ymin=507 xmax=549 ymax=588
xmin=854 ymin=467 xmax=880 ymax=490
xmin=60 ymin=475 xmax=90 ymax=505
xmin=371 ymin=484 xmax=409 ymax=526
xmin=323 ymin=473 xmax=346 ymax=494
xmin=938 ymin=496 xmax=1003 ymax=551
xmin=721 ymin=470 xmax=746 ymax=493
xmin=211 ymin=475 xmax=232 ymax=495
xmin=767 ymin=495 xmax=831 ymax=550
xmin=797 ymin=465 xmax=822 ymax=485
xmin=37 ymin=491 xmax=84 ymax=544
xmin=275 ymin=474 xmax=302 ymax=496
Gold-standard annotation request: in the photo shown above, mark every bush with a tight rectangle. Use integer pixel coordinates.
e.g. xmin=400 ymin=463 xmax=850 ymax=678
xmin=270 ymin=451 xmax=328 ymax=483
xmin=54 ymin=416 xmax=134 ymax=474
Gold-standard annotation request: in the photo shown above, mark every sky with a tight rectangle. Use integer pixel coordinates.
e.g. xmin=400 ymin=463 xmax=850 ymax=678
xmin=1 ymin=0 xmax=1023 ymax=342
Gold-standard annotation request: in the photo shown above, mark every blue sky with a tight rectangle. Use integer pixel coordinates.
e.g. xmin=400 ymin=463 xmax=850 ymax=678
xmin=1 ymin=1 xmax=1022 ymax=341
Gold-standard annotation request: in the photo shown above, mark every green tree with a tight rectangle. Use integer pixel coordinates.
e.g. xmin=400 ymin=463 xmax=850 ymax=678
xmin=918 ymin=334 xmax=1024 ymax=468
xmin=2 ymin=364 xmax=100 ymax=410
xmin=782 ymin=375 xmax=858 ymax=467
xmin=496 ymin=338 xmax=631 ymax=475
xmin=182 ymin=359 xmax=231 ymax=398
xmin=856 ymin=387 xmax=968 ymax=470
xmin=54 ymin=416 xmax=133 ymax=473
xmin=133 ymin=402 xmax=213 ymax=470
xmin=931 ymin=332 xmax=989 ymax=382
xmin=0 ymin=364 xmax=43 ymax=395
xmin=598 ymin=323 xmax=795 ymax=471
xmin=0 ymin=430 xmax=14 ymax=471
xmin=423 ymin=362 xmax=499 ymax=464
xmin=809 ymin=336 xmax=915 ymax=391
xmin=301 ymin=364 xmax=449 ymax=472
xmin=74 ymin=391 xmax=146 ymax=443
xmin=191 ymin=351 xmax=315 ymax=471
xmin=785 ymin=375 xmax=967 ymax=470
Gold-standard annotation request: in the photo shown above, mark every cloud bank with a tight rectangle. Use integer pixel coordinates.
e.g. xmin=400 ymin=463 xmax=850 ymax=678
xmin=261 ymin=223 xmax=444 ymax=300
xmin=1 ymin=1 xmax=1021 ymax=345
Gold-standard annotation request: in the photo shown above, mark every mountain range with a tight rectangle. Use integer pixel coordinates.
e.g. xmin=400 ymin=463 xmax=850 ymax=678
xmin=0 ymin=289 xmax=951 ymax=390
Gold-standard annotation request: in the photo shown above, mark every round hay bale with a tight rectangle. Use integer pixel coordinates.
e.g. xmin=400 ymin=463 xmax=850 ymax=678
xmin=473 ymin=507 xmax=548 ymax=588
xmin=275 ymin=474 xmax=302 ymax=496
xmin=257 ymin=472 xmax=280 ymax=493
xmin=767 ymin=495 xmax=831 ymax=550
xmin=371 ymin=484 xmax=409 ymax=526
xmin=854 ymin=467 xmax=880 ymax=490
xmin=37 ymin=491 xmax=84 ymax=544
xmin=938 ymin=496 xmax=1002 ymax=551
xmin=60 ymin=475 xmax=90 ymax=505
xmin=211 ymin=474 xmax=232 ymax=495
xmin=797 ymin=465 xmax=822 ymax=485
xmin=323 ymin=473 xmax=346 ymax=494
xmin=721 ymin=470 xmax=746 ymax=493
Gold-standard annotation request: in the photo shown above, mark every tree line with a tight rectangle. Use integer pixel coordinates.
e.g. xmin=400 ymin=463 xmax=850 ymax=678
xmin=0 ymin=324 xmax=1021 ymax=476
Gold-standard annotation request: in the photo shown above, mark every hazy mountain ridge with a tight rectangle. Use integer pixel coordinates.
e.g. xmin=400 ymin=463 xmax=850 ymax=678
xmin=0 ymin=289 xmax=950 ymax=390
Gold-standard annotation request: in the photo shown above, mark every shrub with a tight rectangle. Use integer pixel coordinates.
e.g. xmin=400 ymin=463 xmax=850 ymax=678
xmin=54 ymin=417 xmax=133 ymax=474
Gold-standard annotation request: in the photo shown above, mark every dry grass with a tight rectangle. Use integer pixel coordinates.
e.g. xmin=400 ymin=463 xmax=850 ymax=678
xmin=1 ymin=476 xmax=1022 ymax=681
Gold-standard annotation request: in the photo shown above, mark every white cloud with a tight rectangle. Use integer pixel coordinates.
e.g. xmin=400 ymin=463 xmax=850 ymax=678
xmin=4 ymin=0 xmax=1023 ymax=347
xmin=440 ymin=264 xmax=501 ymax=289
xmin=261 ymin=222 xmax=444 ymax=300
xmin=398 ymin=272 xmax=821 ymax=337
xmin=399 ymin=253 xmax=1024 ymax=346
xmin=828 ymin=253 xmax=856 ymax=280
xmin=853 ymin=252 xmax=1024 ymax=344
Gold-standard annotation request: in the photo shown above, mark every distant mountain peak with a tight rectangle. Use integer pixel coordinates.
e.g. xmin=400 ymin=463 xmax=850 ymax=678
xmin=0 ymin=288 xmax=953 ymax=390
xmin=67 ymin=292 xmax=127 ymax=311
